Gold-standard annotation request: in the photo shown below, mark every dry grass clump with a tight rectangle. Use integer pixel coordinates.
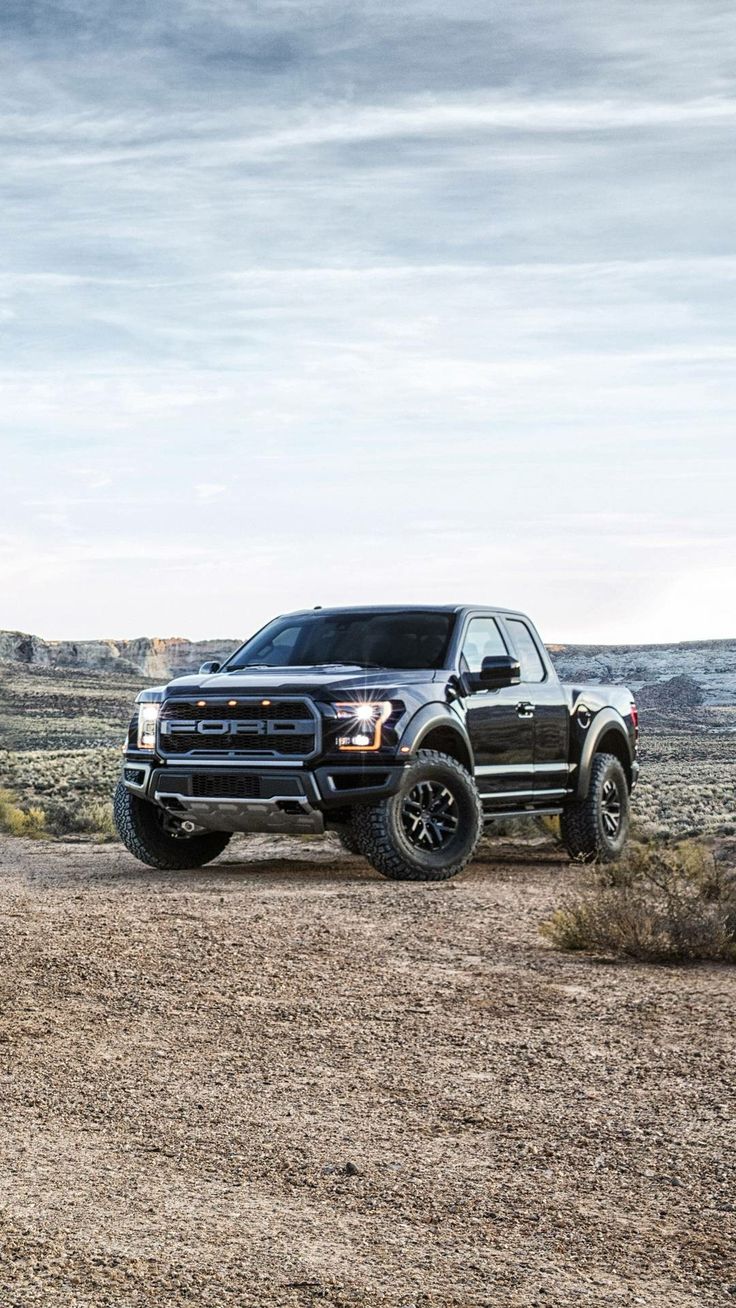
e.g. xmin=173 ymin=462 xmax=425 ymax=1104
xmin=542 ymin=840 xmax=736 ymax=963
xmin=42 ymin=798 xmax=116 ymax=841
xmin=0 ymin=787 xmax=115 ymax=842
xmin=0 ymin=788 xmax=46 ymax=838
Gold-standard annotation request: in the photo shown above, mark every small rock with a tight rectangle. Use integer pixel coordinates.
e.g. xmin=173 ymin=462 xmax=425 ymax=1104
xmin=343 ymin=1161 xmax=360 ymax=1176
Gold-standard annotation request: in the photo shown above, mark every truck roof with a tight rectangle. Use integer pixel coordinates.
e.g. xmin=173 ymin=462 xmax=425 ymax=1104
xmin=280 ymin=604 xmax=531 ymax=619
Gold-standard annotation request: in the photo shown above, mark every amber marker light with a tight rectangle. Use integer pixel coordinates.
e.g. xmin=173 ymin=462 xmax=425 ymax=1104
xmin=262 ymin=699 xmax=271 ymax=706
xmin=197 ymin=700 xmax=206 ymax=708
xmin=228 ymin=700 xmax=238 ymax=707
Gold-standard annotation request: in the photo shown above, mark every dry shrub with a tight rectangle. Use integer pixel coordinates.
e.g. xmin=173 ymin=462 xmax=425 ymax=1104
xmin=542 ymin=840 xmax=736 ymax=963
xmin=0 ymin=788 xmax=47 ymax=838
xmin=538 ymin=814 xmax=563 ymax=845
xmin=484 ymin=814 xmax=562 ymax=843
xmin=42 ymin=798 xmax=116 ymax=841
xmin=0 ymin=788 xmax=115 ymax=842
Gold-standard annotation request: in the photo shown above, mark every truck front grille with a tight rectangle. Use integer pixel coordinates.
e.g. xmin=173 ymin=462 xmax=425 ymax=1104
xmin=158 ymin=697 xmax=319 ymax=760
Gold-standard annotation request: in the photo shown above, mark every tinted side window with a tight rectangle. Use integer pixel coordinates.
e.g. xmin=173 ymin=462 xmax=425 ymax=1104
xmin=507 ymin=619 xmax=545 ymax=683
xmin=460 ymin=617 xmax=507 ymax=673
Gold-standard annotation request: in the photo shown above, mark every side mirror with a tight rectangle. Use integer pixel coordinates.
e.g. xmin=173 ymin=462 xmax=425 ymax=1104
xmin=199 ymin=661 xmax=222 ymax=675
xmin=462 ymin=655 xmax=521 ymax=694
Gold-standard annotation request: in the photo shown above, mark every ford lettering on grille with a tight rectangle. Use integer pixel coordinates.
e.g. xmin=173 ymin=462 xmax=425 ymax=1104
xmin=162 ymin=719 xmax=309 ymax=737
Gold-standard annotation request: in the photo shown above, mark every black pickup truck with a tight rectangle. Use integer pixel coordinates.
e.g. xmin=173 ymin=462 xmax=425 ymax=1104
xmin=114 ymin=606 xmax=639 ymax=880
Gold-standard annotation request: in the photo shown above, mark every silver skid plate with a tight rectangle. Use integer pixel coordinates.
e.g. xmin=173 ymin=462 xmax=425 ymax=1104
xmin=154 ymin=792 xmax=324 ymax=836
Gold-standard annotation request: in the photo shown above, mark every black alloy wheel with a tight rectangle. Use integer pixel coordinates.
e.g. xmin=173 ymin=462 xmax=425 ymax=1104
xmin=600 ymin=777 xmax=623 ymax=839
xmin=400 ymin=779 xmax=460 ymax=851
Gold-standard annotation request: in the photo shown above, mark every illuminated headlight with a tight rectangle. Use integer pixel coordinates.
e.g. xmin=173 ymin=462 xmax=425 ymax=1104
xmin=335 ymin=701 xmax=392 ymax=751
xmin=137 ymin=703 xmax=160 ymax=750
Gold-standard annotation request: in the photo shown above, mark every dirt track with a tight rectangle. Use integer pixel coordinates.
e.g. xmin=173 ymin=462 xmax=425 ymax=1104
xmin=0 ymin=834 xmax=733 ymax=1307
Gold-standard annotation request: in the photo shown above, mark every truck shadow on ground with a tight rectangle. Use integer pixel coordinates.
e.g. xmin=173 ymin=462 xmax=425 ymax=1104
xmin=101 ymin=852 xmax=382 ymax=890
xmin=106 ymin=839 xmax=569 ymax=891
xmin=13 ymin=835 xmax=569 ymax=891
xmin=196 ymin=855 xmax=379 ymax=884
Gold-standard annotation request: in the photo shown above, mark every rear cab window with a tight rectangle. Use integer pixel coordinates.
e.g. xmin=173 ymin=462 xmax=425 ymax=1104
xmin=506 ymin=618 xmax=546 ymax=683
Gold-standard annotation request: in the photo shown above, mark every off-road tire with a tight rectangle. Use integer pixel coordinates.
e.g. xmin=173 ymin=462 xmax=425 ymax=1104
xmin=350 ymin=749 xmax=482 ymax=881
xmin=335 ymin=826 xmax=363 ymax=856
xmin=113 ymin=781 xmax=231 ymax=871
xmin=561 ymin=752 xmax=630 ymax=863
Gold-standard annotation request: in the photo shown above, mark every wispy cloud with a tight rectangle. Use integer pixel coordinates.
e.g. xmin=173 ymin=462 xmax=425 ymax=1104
xmin=0 ymin=0 xmax=734 ymax=640
xmin=6 ymin=95 xmax=736 ymax=171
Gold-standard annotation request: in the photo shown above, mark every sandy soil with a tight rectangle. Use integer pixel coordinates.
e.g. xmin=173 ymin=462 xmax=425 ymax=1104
xmin=0 ymin=833 xmax=733 ymax=1307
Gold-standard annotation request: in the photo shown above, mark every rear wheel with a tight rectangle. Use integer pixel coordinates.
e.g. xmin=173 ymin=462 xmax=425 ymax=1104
xmin=350 ymin=749 xmax=482 ymax=881
xmin=113 ymin=781 xmax=231 ymax=870
xmin=561 ymin=752 xmax=630 ymax=863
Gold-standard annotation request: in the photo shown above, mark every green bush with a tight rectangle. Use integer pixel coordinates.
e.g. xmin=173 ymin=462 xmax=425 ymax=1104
xmin=542 ymin=840 xmax=736 ymax=963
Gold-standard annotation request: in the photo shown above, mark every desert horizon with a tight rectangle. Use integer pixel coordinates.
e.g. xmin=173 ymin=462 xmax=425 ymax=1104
xmin=2 ymin=624 xmax=735 ymax=844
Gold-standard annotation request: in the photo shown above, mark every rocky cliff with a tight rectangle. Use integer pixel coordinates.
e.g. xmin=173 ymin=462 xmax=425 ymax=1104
xmin=0 ymin=631 xmax=235 ymax=681
xmin=1 ymin=630 xmax=735 ymax=702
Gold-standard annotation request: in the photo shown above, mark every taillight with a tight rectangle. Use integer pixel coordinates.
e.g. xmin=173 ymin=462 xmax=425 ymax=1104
xmin=630 ymin=701 xmax=639 ymax=740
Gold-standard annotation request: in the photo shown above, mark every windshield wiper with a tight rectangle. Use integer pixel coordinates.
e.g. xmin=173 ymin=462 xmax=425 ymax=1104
xmin=225 ymin=660 xmax=386 ymax=672
xmin=317 ymin=661 xmax=385 ymax=670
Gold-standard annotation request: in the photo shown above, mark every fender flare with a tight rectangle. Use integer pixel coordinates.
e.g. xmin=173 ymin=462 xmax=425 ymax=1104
xmin=398 ymin=703 xmax=474 ymax=772
xmin=574 ymin=708 xmax=632 ymax=799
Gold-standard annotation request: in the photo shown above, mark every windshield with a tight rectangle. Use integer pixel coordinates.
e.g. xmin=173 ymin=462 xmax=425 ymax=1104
xmin=226 ymin=610 xmax=456 ymax=671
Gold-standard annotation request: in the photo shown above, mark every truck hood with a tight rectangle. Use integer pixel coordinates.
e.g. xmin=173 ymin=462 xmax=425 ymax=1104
xmin=164 ymin=666 xmax=439 ymax=697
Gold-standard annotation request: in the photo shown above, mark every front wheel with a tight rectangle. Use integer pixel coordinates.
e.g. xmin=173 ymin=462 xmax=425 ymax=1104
xmin=561 ymin=752 xmax=630 ymax=863
xmin=113 ymin=781 xmax=231 ymax=870
xmin=350 ymin=749 xmax=482 ymax=881
xmin=334 ymin=825 xmax=363 ymax=856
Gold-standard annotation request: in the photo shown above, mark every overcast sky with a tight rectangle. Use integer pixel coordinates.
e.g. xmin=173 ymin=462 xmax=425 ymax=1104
xmin=1 ymin=1 xmax=734 ymax=644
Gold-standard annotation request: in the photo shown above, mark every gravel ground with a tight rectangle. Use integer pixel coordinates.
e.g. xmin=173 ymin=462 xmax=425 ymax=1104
xmin=0 ymin=833 xmax=733 ymax=1308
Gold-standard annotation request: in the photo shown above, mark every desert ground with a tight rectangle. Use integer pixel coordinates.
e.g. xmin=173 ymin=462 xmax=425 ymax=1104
xmin=1 ymin=648 xmax=734 ymax=1304
xmin=0 ymin=830 xmax=734 ymax=1308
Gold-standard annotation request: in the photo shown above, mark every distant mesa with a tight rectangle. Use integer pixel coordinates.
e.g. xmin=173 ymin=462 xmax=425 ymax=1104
xmin=0 ymin=629 xmax=734 ymax=702
xmin=0 ymin=631 xmax=237 ymax=681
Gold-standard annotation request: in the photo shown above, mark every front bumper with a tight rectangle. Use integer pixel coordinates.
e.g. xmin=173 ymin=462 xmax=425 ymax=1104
xmin=121 ymin=758 xmax=406 ymax=835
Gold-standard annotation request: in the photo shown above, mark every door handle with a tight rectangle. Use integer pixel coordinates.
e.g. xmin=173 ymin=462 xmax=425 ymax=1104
xmin=516 ymin=701 xmax=535 ymax=719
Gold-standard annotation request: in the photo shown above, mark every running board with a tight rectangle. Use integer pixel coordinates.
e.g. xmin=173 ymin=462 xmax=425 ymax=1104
xmin=483 ymin=806 xmax=563 ymax=821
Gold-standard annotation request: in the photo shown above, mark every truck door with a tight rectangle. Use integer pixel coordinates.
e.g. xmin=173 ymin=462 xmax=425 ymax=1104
xmin=460 ymin=616 xmax=535 ymax=800
xmin=503 ymin=617 xmax=570 ymax=799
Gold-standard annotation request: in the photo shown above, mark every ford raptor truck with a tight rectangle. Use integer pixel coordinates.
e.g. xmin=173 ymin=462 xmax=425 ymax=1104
xmin=114 ymin=606 xmax=640 ymax=880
